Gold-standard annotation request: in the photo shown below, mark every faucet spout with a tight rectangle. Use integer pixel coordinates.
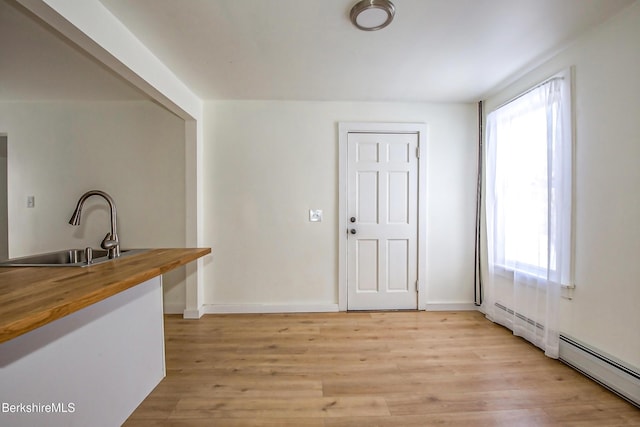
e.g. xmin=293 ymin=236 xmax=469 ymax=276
xmin=69 ymin=190 xmax=120 ymax=259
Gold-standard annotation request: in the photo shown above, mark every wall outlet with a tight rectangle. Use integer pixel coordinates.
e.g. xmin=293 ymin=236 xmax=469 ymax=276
xmin=27 ymin=195 xmax=35 ymax=208
xmin=309 ymin=209 xmax=322 ymax=222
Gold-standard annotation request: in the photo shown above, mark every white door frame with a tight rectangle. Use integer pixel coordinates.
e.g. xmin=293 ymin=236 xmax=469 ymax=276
xmin=338 ymin=122 xmax=428 ymax=311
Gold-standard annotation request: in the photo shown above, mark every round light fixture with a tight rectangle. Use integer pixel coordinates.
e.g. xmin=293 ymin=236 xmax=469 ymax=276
xmin=350 ymin=0 xmax=395 ymax=31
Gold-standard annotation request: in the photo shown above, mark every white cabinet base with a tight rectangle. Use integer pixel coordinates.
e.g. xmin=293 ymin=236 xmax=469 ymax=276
xmin=0 ymin=276 xmax=165 ymax=427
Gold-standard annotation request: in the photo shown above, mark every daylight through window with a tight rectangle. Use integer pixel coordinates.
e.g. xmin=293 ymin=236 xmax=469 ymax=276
xmin=486 ymin=70 xmax=573 ymax=285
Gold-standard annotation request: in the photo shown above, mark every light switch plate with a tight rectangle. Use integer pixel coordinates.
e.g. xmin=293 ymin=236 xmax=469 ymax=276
xmin=309 ymin=209 xmax=322 ymax=222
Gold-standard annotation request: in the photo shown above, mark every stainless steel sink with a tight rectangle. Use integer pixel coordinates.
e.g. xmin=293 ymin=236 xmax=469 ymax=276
xmin=0 ymin=248 xmax=148 ymax=267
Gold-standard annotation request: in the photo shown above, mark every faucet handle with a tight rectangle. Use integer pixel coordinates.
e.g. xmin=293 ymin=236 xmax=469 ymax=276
xmin=101 ymin=234 xmax=118 ymax=249
xmin=101 ymin=233 xmax=120 ymax=258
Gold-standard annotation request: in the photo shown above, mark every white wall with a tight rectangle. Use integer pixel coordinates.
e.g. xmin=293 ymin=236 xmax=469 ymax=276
xmin=0 ymin=101 xmax=188 ymax=311
xmin=483 ymin=1 xmax=640 ymax=367
xmin=203 ymin=101 xmax=477 ymax=310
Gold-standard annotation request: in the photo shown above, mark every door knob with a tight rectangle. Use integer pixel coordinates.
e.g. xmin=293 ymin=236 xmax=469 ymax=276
xmin=350 ymin=229 xmax=357 ymax=235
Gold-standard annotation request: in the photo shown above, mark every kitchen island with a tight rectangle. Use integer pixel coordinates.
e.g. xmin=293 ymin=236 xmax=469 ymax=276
xmin=0 ymin=248 xmax=210 ymax=427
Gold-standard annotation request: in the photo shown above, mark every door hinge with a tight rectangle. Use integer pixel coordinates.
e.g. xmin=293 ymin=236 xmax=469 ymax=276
xmin=416 ymin=280 xmax=419 ymax=292
xmin=416 ymin=147 xmax=420 ymax=158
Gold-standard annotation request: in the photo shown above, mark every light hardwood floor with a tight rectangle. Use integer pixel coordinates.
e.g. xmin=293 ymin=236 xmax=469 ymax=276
xmin=124 ymin=311 xmax=639 ymax=426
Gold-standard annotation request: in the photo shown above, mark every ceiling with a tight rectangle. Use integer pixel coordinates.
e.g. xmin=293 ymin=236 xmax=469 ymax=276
xmin=1 ymin=0 xmax=636 ymax=103
xmin=0 ymin=0 xmax=146 ymax=101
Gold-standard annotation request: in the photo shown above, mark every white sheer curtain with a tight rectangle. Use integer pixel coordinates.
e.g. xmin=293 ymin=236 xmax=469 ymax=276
xmin=484 ymin=71 xmax=572 ymax=358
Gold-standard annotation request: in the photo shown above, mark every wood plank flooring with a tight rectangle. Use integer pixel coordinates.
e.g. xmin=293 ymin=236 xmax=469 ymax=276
xmin=124 ymin=311 xmax=640 ymax=426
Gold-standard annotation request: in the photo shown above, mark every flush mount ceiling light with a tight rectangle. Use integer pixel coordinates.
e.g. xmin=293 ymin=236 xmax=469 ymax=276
xmin=350 ymin=0 xmax=395 ymax=31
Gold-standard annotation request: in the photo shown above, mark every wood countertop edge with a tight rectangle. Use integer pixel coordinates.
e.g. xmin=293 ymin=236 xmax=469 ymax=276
xmin=0 ymin=248 xmax=211 ymax=344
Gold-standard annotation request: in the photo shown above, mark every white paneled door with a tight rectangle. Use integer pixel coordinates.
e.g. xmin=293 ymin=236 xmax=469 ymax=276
xmin=346 ymin=132 xmax=419 ymax=310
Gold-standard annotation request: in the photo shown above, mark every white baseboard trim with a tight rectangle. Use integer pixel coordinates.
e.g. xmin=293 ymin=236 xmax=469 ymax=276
xmin=179 ymin=303 xmax=481 ymax=315
xmin=163 ymin=303 xmax=185 ymax=315
xmin=425 ymin=302 xmax=479 ymax=311
xmin=182 ymin=306 xmax=205 ymax=319
xmin=560 ymin=335 xmax=639 ymax=407
xmin=203 ymin=303 xmax=340 ymax=314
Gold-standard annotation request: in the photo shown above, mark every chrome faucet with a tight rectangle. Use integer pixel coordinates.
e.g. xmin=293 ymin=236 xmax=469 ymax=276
xmin=69 ymin=190 xmax=120 ymax=259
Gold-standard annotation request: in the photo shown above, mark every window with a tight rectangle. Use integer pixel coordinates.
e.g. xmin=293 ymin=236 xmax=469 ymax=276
xmin=486 ymin=70 xmax=573 ymax=286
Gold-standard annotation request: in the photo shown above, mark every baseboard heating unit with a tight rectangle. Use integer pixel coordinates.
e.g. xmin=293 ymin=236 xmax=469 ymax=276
xmin=493 ymin=303 xmax=639 ymax=407
xmin=559 ymin=335 xmax=640 ymax=408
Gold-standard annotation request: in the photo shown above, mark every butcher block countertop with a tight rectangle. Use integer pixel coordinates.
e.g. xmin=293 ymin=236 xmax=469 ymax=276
xmin=0 ymin=248 xmax=210 ymax=344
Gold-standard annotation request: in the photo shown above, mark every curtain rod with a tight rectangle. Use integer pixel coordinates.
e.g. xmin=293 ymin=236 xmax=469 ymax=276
xmin=491 ymin=75 xmax=564 ymax=112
